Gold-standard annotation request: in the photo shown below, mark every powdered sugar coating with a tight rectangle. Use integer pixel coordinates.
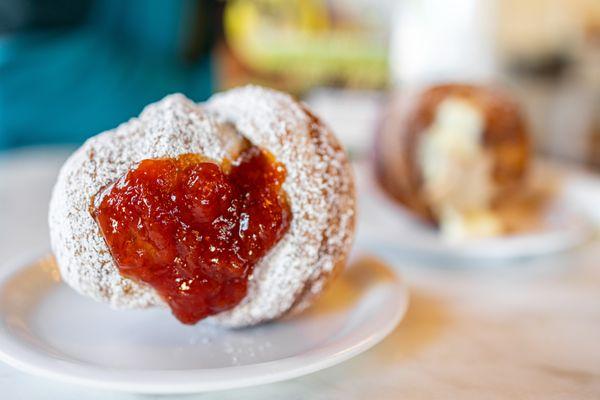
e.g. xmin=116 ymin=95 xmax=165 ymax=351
xmin=48 ymin=86 xmax=355 ymax=327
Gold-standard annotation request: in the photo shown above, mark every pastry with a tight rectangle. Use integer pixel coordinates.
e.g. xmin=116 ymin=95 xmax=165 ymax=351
xmin=49 ymin=86 xmax=355 ymax=327
xmin=375 ymin=83 xmax=530 ymax=240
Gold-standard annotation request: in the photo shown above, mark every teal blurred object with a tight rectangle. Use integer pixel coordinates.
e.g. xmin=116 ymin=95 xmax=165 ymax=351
xmin=0 ymin=0 xmax=215 ymax=149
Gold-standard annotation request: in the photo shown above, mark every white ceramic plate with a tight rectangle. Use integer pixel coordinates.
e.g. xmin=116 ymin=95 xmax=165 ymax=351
xmin=356 ymin=160 xmax=599 ymax=262
xmin=0 ymin=253 xmax=407 ymax=394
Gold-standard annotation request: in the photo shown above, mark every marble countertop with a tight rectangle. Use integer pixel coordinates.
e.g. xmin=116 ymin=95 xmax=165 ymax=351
xmin=1 ymin=147 xmax=599 ymax=399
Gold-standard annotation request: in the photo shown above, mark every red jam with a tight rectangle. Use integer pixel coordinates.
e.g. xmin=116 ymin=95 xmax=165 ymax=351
xmin=92 ymin=146 xmax=291 ymax=324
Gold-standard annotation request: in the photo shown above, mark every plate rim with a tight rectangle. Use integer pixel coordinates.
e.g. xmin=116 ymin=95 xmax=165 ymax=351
xmin=0 ymin=252 xmax=409 ymax=394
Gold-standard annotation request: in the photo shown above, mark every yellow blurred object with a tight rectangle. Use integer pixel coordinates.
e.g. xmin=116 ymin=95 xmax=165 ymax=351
xmin=223 ymin=0 xmax=389 ymax=91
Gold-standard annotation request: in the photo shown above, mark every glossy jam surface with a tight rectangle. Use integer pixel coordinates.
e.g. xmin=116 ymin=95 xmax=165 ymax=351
xmin=92 ymin=146 xmax=291 ymax=324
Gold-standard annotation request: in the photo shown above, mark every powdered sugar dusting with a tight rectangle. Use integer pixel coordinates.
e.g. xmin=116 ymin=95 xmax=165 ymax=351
xmin=48 ymin=86 xmax=355 ymax=327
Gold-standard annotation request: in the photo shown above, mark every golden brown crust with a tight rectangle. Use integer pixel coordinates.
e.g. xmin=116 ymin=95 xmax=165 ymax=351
xmin=374 ymin=84 xmax=530 ymax=223
xmin=279 ymin=105 xmax=356 ymax=319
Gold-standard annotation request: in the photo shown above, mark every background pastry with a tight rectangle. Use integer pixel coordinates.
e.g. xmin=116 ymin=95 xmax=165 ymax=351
xmin=375 ymin=84 xmax=530 ymax=240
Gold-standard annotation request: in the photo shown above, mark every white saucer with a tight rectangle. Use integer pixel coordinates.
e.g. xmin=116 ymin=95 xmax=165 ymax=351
xmin=356 ymin=160 xmax=599 ymax=262
xmin=0 ymin=253 xmax=407 ymax=394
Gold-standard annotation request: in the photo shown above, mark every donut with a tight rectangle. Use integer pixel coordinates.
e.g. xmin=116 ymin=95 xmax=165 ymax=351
xmin=375 ymin=84 xmax=530 ymax=240
xmin=48 ymin=86 xmax=356 ymax=327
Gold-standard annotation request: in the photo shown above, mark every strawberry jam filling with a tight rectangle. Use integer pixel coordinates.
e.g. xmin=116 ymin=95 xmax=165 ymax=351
xmin=91 ymin=145 xmax=291 ymax=324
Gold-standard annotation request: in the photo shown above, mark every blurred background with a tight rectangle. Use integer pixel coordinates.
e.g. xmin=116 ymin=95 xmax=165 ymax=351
xmin=0 ymin=0 xmax=598 ymax=168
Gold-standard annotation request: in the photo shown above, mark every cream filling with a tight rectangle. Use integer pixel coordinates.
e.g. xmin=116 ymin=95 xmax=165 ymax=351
xmin=418 ymin=97 xmax=502 ymax=241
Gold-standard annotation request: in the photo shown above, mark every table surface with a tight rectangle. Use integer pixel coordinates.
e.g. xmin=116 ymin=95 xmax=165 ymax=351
xmin=1 ymin=147 xmax=599 ymax=400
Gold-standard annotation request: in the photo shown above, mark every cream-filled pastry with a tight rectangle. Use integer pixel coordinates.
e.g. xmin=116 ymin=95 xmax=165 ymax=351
xmin=375 ymin=84 xmax=530 ymax=240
